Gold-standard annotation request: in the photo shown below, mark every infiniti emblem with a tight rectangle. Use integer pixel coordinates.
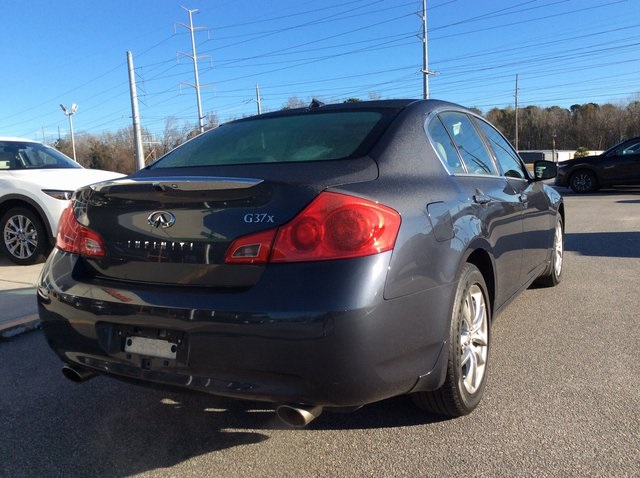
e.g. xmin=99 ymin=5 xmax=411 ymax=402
xmin=147 ymin=211 xmax=176 ymax=229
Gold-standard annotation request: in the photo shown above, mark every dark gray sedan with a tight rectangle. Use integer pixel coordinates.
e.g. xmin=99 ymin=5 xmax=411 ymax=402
xmin=38 ymin=99 xmax=563 ymax=427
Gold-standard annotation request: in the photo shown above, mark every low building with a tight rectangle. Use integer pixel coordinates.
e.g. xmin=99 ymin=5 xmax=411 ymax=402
xmin=518 ymin=149 xmax=603 ymax=164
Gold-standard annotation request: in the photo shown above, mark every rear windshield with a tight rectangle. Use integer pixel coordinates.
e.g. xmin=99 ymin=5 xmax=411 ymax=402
xmin=0 ymin=141 xmax=80 ymax=170
xmin=149 ymin=111 xmax=389 ymax=169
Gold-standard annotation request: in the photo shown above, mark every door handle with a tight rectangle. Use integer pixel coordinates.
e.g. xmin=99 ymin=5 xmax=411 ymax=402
xmin=519 ymin=193 xmax=528 ymax=203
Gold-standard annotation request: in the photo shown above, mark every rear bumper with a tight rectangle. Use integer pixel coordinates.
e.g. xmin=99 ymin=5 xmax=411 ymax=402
xmin=38 ymin=249 xmax=454 ymax=407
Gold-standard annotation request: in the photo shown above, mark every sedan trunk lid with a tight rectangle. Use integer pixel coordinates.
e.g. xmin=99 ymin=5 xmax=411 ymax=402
xmin=73 ymin=158 xmax=378 ymax=287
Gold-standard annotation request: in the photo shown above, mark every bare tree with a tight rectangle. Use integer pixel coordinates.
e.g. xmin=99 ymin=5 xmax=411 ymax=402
xmin=204 ymin=112 xmax=219 ymax=131
xmin=160 ymin=117 xmax=188 ymax=155
xmin=281 ymin=96 xmax=307 ymax=110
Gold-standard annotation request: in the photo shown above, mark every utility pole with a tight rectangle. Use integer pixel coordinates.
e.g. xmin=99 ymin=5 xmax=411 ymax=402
xmin=420 ymin=0 xmax=434 ymax=99
xmin=514 ymin=74 xmax=519 ymax=151
xmin=127 ymin=51 xmax=146 ymax=171
xmin=255 ymin=84 xmax=262 ymax=114
xmin=176 ymin=7 xmax=209 ymax=134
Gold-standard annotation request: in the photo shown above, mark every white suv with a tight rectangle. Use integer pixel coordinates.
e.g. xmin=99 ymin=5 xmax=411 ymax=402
xmin=0 ymin=137 xmax=123 ymax=264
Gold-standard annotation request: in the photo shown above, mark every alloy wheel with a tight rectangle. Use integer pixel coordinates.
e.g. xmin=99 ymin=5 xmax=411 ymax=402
xmin=552 ymin=219 xmax=563 ymax=278
xmin=459 ymin=284 xmax=489 ymax=395
xmin=570 ymin=171 xmax=596 ymax=193
xmin=3 ymin=214 xmax=39 ymax=260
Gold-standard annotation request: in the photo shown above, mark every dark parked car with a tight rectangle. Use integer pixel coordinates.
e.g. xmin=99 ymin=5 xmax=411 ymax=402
xmin=555 ymin=137 xmax=640 ymax=193
xmin=38 ymin=99 xmax=564 ymax=427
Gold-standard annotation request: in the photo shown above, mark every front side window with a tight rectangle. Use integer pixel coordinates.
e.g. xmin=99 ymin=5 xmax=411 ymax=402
xmin=475 ymin=118 xmax=527 ymax=179
xmin=150 ymin=111 xmax=393 ymax=169
xmin=438 ymin=112 xmax=497 ymax=176
xmin=620 ymin=140 xmax=640 ymax=155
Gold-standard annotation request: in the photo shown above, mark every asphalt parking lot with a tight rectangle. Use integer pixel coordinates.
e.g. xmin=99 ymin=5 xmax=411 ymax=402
xmin=1 ymin=187 xmax=638 ymax=477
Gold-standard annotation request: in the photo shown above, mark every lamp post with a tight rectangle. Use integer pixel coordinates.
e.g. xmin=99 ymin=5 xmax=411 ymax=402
xmin=60 ymin=103 xmax=78 ymax=161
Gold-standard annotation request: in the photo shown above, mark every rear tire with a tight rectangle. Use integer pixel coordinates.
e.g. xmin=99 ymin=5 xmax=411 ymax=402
xmin=412 ymin=263 xmax=491 ymax=417
xmin=1 ymin=207 xmax=48 ymax=265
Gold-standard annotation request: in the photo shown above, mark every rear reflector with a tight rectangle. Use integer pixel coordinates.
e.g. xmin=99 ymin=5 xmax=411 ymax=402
xmin=225 ymin=192 xmax=400 ymax=264
xmin=224 ymin=229 xmax=276 ymax=264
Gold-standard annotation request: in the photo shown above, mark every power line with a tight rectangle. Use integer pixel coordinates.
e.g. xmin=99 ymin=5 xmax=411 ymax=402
xmin=5 ymin=1 xmax=639 ymax=139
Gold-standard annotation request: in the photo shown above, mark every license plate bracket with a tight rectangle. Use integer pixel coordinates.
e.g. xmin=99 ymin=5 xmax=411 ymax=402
xmin=96 ymin=323 xmax=187 ymax=368
xmin=124 ymin=336 xmax=177 ymax=360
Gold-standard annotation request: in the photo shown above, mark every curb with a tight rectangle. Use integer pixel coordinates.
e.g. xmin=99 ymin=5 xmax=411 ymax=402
xmin=0 ymin=314 xmax=41 ymax=339
xmin=0 ymin=256 xmax=42 ymax=339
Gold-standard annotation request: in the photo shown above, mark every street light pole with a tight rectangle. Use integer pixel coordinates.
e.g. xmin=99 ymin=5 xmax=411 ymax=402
xmin=60 ymin=103 xmax=78 ymax=162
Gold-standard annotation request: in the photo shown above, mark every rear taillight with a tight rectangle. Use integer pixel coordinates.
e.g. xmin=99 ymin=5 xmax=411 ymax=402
xmin=224 ymin=192 xmax=400 ymax=264
xmin=56 ymin=204 xmax=106 ymax=257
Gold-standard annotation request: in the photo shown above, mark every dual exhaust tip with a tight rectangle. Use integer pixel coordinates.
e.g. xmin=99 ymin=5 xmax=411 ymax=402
xmin=62 ymin=366 xmax=323 ymax=427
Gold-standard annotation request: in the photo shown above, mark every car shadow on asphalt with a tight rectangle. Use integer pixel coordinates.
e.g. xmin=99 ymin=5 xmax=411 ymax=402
xmin=113 ymin=375 xmax=445 ymax=432
xmin=1 ymin=331 xmax=447 ymax=476
xmin=564 ymin=231 xmax=640 ymax=259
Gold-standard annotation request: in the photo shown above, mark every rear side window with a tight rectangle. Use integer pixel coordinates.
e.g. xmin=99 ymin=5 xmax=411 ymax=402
xmin=426 ymin=116 xmax=466 ymax=174
xmin=150 ymin=111 xmax=388 ymax=168
xmin=438 ymin=112 xmax=497 ymax=176
xmin=474 ymin=118 xmax=527 ymax=179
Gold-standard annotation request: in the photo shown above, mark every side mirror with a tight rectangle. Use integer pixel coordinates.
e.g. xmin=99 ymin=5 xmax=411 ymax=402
xmin=533 ymin=160 xmax=557 ymax=181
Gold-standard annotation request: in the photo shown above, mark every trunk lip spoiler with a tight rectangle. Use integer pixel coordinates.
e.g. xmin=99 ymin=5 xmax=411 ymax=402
xmin=90 ymin=176 xmax=264 ymax=193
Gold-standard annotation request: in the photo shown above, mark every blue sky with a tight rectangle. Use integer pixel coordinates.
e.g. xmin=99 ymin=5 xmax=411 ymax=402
xmin=1 ymin=0 xmax=639 ymax=143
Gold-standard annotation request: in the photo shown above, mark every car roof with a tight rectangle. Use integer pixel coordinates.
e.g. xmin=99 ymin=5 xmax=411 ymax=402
xmin=231 ymin=99 xmax=420 ymax=121
xmin=0 ymin=137 xmax=40 ymax=143
xmin=226 ymin=99 xmax=477 ymax=127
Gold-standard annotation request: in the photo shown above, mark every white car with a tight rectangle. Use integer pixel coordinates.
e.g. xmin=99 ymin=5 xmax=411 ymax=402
xmin=0 ymin=137 xmax=124 ymax=264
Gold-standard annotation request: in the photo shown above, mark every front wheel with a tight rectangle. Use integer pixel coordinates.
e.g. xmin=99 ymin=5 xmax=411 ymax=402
xmin=534 ymin=215 xmax=564 ymax=288
xmin=412 ymin=263 xmax=491 ymax=417
xmin=569 ymin=170 xmax=597 ymax=193
xmin=1 ymin=207 xmax=48 ymax=265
